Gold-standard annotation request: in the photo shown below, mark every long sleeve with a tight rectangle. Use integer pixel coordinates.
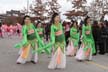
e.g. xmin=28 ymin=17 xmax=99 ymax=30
xmin=36 ymin=25 xmax=55 ymax=54
xmin=70 ymin=27 xmax=79 ymax=47
xmin=82 ymin=25 xmax=85 ymax=40
xmin=22 ymin=26 xmax=28 ymax=45
xmin=70 ymin=28 xmax=75 ymax=37
xmin=35 ymin=28 xmax=44 ymax=47
xmin=50 ymin=25 xmax=55 ymax=44
xmin=14 ymin=25 xmax=28 ymax=48
xmin=31 ymin=24 xmax=44 ymax=47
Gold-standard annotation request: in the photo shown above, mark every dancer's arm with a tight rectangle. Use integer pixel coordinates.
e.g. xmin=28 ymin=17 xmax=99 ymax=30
xmin=14 ymin=25 xmax=28 ymax=48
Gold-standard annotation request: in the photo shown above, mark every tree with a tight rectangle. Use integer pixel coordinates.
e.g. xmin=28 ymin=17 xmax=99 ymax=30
xmin=64 ymin=0 xmax=87 ymax=19
xmin=88 ymin=0 xmax=108 ymax=20
xmin=30 ymin=0 xmax=61 ymax=22
xmin=47 ymin=0 xmax=61 ymax=15
xmin=30 ymin=0 xmax=47 ymax=21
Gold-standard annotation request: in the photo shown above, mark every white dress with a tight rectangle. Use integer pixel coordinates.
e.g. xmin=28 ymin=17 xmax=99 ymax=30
xmin=67 ymin=41 xmax=75 ymax=56
xmin=17 ymin=44 xmax=38 ymax=64
xmin=48 ymin=47 xmax=66 ymax=69
xmin=75 ymin=44 xmax=92 ymax=61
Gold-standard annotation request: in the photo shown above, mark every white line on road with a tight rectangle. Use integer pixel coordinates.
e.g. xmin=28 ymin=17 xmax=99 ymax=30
xmin=86 ymin=61 xmax=108 ymax=70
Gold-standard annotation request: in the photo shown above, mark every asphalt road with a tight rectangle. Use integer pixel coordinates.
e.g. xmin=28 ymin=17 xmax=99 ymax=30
xmin=0 ymin=36 xmax=108 ymax=72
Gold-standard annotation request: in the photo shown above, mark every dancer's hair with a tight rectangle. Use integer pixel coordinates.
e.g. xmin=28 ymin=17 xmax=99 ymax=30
xmin=84 ymin=16 xmax=90 ymax=26
xmin=71 ymin=21 xmax=79 ymax=32
xmin=22 ymin=15 xmax=31 ymax=25
xmin=50 ymin=13 xmax=59 ymax=24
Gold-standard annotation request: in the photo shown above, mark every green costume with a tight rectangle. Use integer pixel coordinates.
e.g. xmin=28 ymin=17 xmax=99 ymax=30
xmin=70 ymin=27 xmax=79 ymax=47
xmin=37 ymin=27 xmax=44 ymax=48
xmin=82 ymin=24 xmax=96 ymax=54
xmin=15 ymin=23 xmax=43 ymax=51
xmin=37 ymin=23 xmax=66 ymax=54
xmin=37 ymin=28 xmax=44 ymax=39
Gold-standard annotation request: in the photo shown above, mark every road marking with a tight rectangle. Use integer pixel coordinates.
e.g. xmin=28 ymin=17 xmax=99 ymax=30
xmin=86 ymin=61 xmax=108 ymax=70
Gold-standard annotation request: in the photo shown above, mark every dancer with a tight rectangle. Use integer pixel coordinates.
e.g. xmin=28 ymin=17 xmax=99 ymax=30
xmin=36 ymin=22 xmax=44 ymax=47
xmin=15 ymin=15 xmax=43 ymax=64
xmin=37 ymin=13 xmax=66 ymax=69
xmin=75 ymin=16 xmax=96 ymax=61
xmin=67 ymin=21 xmax=79 ymax=56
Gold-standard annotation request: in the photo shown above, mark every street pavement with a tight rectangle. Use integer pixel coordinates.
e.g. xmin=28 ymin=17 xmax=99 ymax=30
xmin=0 ymin=36 xmax=108 ymax=72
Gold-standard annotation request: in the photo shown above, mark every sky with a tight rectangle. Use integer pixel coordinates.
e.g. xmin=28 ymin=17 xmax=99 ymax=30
xmin=0 ymin=0 xmax=108 ymax=20
xmin=0 ymin=0 xmax=33 ymax=13
xmin=0 ymin=0 xmax=93 ymax=14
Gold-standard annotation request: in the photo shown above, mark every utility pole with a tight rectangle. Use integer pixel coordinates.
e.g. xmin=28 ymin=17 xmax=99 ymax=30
xmin=27 ymin=0 xmax=29 ymax=15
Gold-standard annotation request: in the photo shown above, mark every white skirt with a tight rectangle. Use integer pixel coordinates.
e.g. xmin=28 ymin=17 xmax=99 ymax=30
xmin=75 ymin=44 xmax=92 ymax=61
xmin=48 ymin=47 xmax=66 ymax=69
xmin=18 ymin=48 xmax=22 ymax=56
xmin=17 ymin=44 xmax=38 ymax=64
xmin=66 ymin=41 xmax=75 ymax=56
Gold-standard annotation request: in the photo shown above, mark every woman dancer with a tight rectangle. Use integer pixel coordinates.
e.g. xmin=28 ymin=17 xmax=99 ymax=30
xmin=36 ymin=22 xmax=44 ymax=48
xmin=37 ymin=13 xmax=66 ymax=69
xmin=15 ymin=15 xmax=43 ymax=64
xmin=67 ymin=21 xmax=79 ymax=56
xmin=75 ymin=16 xmax=96 ymax=61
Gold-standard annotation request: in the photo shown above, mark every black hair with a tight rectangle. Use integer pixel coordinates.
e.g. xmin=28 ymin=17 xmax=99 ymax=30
xmin=36 ymin=21 xmax=42 ymax=28
xmin=37 ymin=20 xmax=41 ymax=24
xmin=84 ymin=16 xmax=90 ymax=26
xmin=22 ymin=15 xmax=31 ymax=25
xmin=104 ymin=20 xmax=108 ymax=27
xmin=80 ymin=20 xmax=84 ymax=25
xmin=93 ymin=20 xmax=98 ymax=26
xmin=50 ymin=13 xmax=59 ymax=24
xmin=71 ymin=21 xmax=76 ymax=27
xmin=71 ymin=21 xmax=79 ymax=32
